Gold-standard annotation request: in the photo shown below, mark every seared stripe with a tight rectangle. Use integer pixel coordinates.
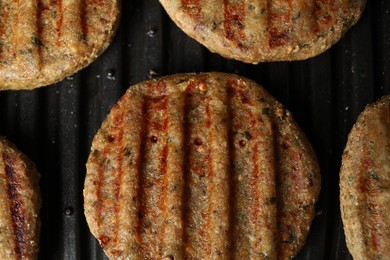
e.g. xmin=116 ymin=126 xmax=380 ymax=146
xmin=181 ymin=0 xmax=202 ymax=21
xmin=3 ymin=153 xmax=26 ymax=260
xmin=250 ymin=142 xmax=261 ymax=252
xmin=61 ymin=0 xmax=84 ymax=53
xmin=226 ymin=83 xmax=236 ymax=256
xmin=139 ymin=82 xmax=169 ymax=256
xmin=229 ymin=79 xmax=277 ymax=258
xmin=183 ymin=78 xmax=230 ymax=258
xmin=95 ymin=109 xmax=125 ymax=249
xmin=135 ymin=98 xmax=148 ymax=248
xmin=13 ymin=0 xmax=41 ymax=74
xmin=56 ymin=0 xmax=63 ymax=46
xmin=95 ymin=147 xmax=110 ymax=247
xmin=267 ymin=0 xmax=293 ymax=48
xmin=224 ymin=0 xmax=246 ymax=49
xmin=312 ymin=0 xmax=335 ymax=33
xmin=0 ymin=0 xmax=9 ymax=60
xmin=358 ymin=141 xmax=378 ymax=254
xmin=204 ymin=101 xmax=213 ymax=257
xmin=158 ymin=143 xmax=169 ymax=252
xmin=113 ymin=113 xmax=125 ymax=246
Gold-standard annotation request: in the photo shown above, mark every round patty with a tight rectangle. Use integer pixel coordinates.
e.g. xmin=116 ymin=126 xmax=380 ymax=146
xmin=0 ymin=0 xmax=120 ymax=90
xmin=340 ymin=95 xmax=390 ymax=260
xmin=160 ymin=0 xmax=366 ymax=63
xmin=84 ymin=72 xmax=321 ymax=259
xmin=0 ymin=137 xmax=41 ymax=259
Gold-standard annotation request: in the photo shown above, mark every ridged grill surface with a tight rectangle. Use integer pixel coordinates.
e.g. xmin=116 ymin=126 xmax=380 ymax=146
xmin=0 ymin=0 xmax=119 ymax=90
xmin=160 ymin=0 xmax=366 ymax=62
xmin=0 ymin=137 xmax=40 ymax=260
xmin=84 ymin=73 xmax=320 ymax=259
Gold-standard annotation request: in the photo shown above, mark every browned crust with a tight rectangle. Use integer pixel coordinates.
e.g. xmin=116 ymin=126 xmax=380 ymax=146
xmin=160 ymin=0 xmax=366 ymax=63
xmin=0 ymin=0 xmax=120 ymax=90
xmin=0 ymin=137 xmax=41 ymax=260
xmin=84 ymin=72 xmax=321 ymax=259
xmin=340 ymin=95 xmax=390 ymax=260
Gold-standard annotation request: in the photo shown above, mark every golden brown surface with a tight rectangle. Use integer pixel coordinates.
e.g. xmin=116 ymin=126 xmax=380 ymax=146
xmin=84 ymin=72 xmax=321 ymax=259
xmin=160 ymin=0 xmax=366 ymax=63
xmin=0 ymin=0 xmax=120 ymax=90
xmin=0 ymin=137 xmax=41 ymax=260
xmin=340 ymin=95 xmax=390 ymax=260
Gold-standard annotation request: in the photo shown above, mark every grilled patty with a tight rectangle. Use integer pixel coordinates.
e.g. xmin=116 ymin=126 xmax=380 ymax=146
xmin=0 ymin=0 xmax=120 ymax=90
xmin=84 ymin=72 xmax=321 ymax=259
xmin=160 ymin=0 xmax=366 ymax=63
xmin=340 ymin=95 xmax=390 ymax=260
xmin=0 ymin=137 xmax=41 ymax=260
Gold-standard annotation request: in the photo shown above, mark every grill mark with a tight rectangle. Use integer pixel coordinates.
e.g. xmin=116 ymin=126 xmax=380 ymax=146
xmin=358 ymin=141 xmax=371 ymax=253
xmin=3 ymin=153 xmax=26 ymax=260
xmin=80 ymin=0 xmax=88 ymax=39
xmin=267 ymin=0 xmax=293 ymax=48
xmin=56 ymin=0 xmax=63 ymax=46
xmin=250 ymin=143 xmax=261 ymax=252
xmin=113 ymin=113 xmax=125 ymax=245
xmin=182 ymin=84 xmax=192 ymax=256
xmin=158 ymin=143 xmax=169 ymax=253
xmin=135 ymin=98 xmax=148 ymax=247
xmin=11 ymin=0 xmax=20 ymax=59
xmin=182 ymin=0 xmax=201 ymax=21
xmin=273 ymin=123 xmax=282 ymax=259
xmin=205 ymin=100 xmax=213 ymax=257
xmin=139 ymin=82 xmax=169 ymax=255
xmin=36 ymin=0 xmax=44 ymax=73
xmin=226 ymin=84 xmax=236 ymax=256
xmin=312 ymin=0 xmax=335 ymax=34
xmin=359 ymin=141 xmax=382 ymax=254
xmin=157 ymin=86 xmax=170 ymax=253
xmin=95 ymin=144 xmax=114 ymax=247
xmin=0 ymin=2 xmax=9 ymax=60
xmin=224 ymin=0 xmax=246 ymax=49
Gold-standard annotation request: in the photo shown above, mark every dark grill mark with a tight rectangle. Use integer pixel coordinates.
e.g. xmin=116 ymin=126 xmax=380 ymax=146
xmin=182 ymin=86 xmax=192 ymax=256
xmin=0 ymin=7 xmax=8 ymax=60
xmin=135 ymin=98 xmax=148 ymax=246
xmin=182 ymin=0 xmax=202 ymax=21
xmin=158 ymin=143 xmax=169 ymax=252
xmin=3 ymin=153 xmax=26 ymax=260
xmin=226 ymin=83 xmax=235 ymax=256
xmin=205 ymin=100 xmax=213 ymax=257
xmin=359 ymin=142 xmax=382 ymax=253
xmin=224 ymin=0 xmax=246 ymax=49
xmin=113 ymin=111 xmax=125 ymax=245
xmin=139 ymin=81 xmax=169 ymax=255
xmin=56 ymin=0 xmax=63 ymax=46
xmin=267 ymin=0 xmax=293 ymax=48
xmin=80 ymin=0 xmax=88 ymax=39
xmin=312 ymin=0 xmax=335 ymax=33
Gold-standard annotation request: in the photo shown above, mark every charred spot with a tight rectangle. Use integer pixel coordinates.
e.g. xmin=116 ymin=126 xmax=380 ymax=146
xmin=239 ymin=90 xmax=251 ymax=104
xmin=150 ymin=136 xmax=158 ymax=143
xmin=194 ymin=138 xmax=202 ymax=146
xmin=107 ymin=134 xmax=115 ymax=143
xmin=239 ymin=140 xmax=247 ymax=147
xmin=269 ymin=29 xmax=289 ymax=48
